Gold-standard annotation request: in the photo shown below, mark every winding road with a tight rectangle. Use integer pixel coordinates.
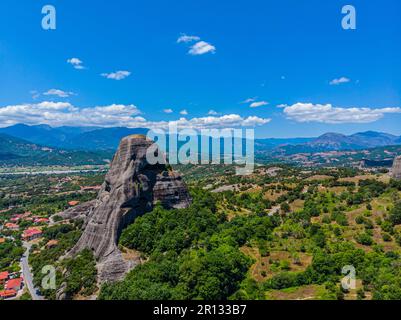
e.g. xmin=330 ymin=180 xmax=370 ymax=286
xmin=21 ymin=242 xmax=45 ymax=300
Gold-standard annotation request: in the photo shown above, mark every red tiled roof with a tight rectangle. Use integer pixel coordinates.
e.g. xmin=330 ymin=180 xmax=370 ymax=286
xmin=6 ymin=278 xmax=22 ymax=290
xmin=5 ymin=223 xmax=19 ymax=229
xmin=0 ymin=289 xmax=17 ymax=298
xmin=0 ymin=271 xmax=9 ymax=281
xmin=46 ymin=240 xmax=59 ymax=247
xmin=22 ymin=228 xmax=42 ymax=238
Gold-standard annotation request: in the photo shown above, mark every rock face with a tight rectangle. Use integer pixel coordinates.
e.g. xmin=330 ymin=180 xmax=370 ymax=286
xmin=392 ymin=156 xmax=401 ymax=180
xmin=68 ymin=135 xmax=191 ymax=283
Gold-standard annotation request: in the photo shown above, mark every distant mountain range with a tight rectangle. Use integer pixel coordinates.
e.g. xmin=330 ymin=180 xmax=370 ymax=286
xmin=0 ymin=133 xmax=112 ymax=166
xmin=0 ymin=124 xmax=148 ymax=151
xmin=0 ymin=124 xmax=401 ymax=163
xmin=270 ymin=131 xmax=401 ymax=155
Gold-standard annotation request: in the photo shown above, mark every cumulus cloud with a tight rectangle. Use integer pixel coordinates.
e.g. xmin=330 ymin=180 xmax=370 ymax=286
xmin=163 ymin=109 xmax=174 ymax=114
xmin=208 ymin=110 xmax=220 ymax=115
xmin=177 ymin=33 xmax=216 ymax=56
xmin=0 ymin=102 xmax=141 ymax=128
xmin=101 ymin=70 xmax=131 ymax=80
xmin=180 ymin=110 xmax=188 ymax=115
xmin=177 ymin=34 xmax=200 ymax=43
xmin=282 ymin=102 xmax=401 ymax=124
xmin=250 ymin=101 xmax=269 ymax=108
xmin=67 ymin=58 xmax=85 ymax=70
xmin=0 ymin=102 xmax=270 ymax=130
xmin=329 ymin=77 xmax=351 ymax=85
xmin=189 ymin=41 xmax=216 ymax=55
xmin=43 ymin=89 xmax=75 ymax=98
xmin=165 ymin=114 xmax=271 ymax=130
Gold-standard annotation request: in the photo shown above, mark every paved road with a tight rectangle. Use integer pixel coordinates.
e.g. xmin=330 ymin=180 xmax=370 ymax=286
xmin=21 ymin=242 xmax=45 ymax=300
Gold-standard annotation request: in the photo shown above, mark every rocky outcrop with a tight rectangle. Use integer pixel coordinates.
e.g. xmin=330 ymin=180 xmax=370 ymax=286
xmin=53 ymin=200 xmax=98 ymax=224
xmin=392 ymin=156 xmax=401 ymax=180
xmin=67 ymin=135 xmax=191 ymax=283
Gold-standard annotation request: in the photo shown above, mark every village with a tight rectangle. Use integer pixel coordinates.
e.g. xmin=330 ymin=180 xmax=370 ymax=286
xmin=0 ymin=173 xmax=103 ymax=300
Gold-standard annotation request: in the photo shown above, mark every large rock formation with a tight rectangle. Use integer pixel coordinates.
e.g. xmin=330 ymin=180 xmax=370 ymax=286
xmin=66 ymin=135 xmax=191 ymax=283
xmin=392 ymin=156 xmax=401 ymax=180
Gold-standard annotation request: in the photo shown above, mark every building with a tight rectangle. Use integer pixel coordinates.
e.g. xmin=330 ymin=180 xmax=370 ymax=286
xmin=80 ymin=185 xmax=102 ymax=191
xmin=0 ymin=289 xmax=17 ymax=299
xmin=68 ymin=201 xmax=80 ymax=206
xmin=5 ymin=278 xmax=23 ymax=291
xmin=46 ymin=239 xmax=59 ymax=249
xmin=22 ymin=228 xmax=43 ymax=241
xmin=0 ymin=271 xmax=9 ymax=285
xmin=0 ymin=238 xmax=5 ymax=244
xmin=34 ymin=218 xmax=50 ymax=224
xmin=4 ymin=223 xmax=19 ymax=231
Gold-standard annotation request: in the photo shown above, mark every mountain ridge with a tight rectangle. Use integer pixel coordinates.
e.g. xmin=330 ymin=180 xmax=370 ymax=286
xmin=1 ymin=124 xmax=401 ymax=154
xmin=0 ymin=132 xmax=112 ymax=166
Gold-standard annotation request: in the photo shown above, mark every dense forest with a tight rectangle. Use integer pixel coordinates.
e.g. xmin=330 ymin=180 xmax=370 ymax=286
xmin=100 ymin=177 xmax=401 ymax=300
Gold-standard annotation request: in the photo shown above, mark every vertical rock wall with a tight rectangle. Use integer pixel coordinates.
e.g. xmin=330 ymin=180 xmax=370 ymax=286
xmin=392 ymin=156 xmax=401 ymax=180
xmin=68 ymin=135 xmax=191 ymax=283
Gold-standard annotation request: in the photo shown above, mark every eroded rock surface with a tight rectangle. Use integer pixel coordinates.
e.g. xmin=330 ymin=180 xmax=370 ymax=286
xmin=53 ymin=200 xmax=98 ymax=224
xmin=66 ymin=135 xmax=191 ymax=283
xmin=392 ymin=156 xmax=401 ymax=180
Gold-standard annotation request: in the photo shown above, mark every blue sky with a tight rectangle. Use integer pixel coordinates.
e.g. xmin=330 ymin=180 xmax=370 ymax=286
xmin=0 ymin=0 xmax=400 ymax=138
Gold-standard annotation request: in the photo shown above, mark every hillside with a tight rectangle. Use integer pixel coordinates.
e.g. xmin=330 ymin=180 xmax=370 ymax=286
xmin=0 ymin=133 xmax=111 ymax=166
xmin=64 ymin=127 xmax=149 ymax=150
xmin=307 ymin=131 xmax=401 ymax=151
xmin=0 ymin=124 xmax=148 ymax=151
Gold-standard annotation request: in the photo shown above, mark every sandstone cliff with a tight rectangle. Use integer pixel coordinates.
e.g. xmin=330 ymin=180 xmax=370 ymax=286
xmin=392 ymin=156 xmax=401 ymax=180
xmin=63 ymin=135 xmax=191 ymax=283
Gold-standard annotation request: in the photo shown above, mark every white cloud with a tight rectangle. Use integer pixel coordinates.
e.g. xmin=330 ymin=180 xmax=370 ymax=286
xmin=177 ymin=34 xmax=201 ymax=43
xmin=0 ymin=102 xmax=270 ymax=130
xmin=101 ymin=71 xmax=131 ymax=80
xmin=178 ymin=33 xmax=216 ymax=56
xmin=43 ymin=89 xmax=75 ymax=98
xmin=165 ymin=114 xmax=271 ymax=130
xmin=250 ymin=101 xmax=269 ymax=108
xmin=283 ymin=102 xmax=401 ymax=124
xmin=329 ymin=77 xmax=351 ymax=85
xmin=188 ymin=41 xmax=216 ymax=55
xmin=241 ymin=98 xmax=257 ymax=104
xmin=67 ymin=58 xmax=85 ymax=70
xmin=163 ymin=109 xmax=174 ymax=114
xmin=208 ymin=110 xmax=220 ymax=115
xmin=180 ymin=110 xmax=188 ymax=115
xmin=0 ymin=102 xmax=140 ymax=128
